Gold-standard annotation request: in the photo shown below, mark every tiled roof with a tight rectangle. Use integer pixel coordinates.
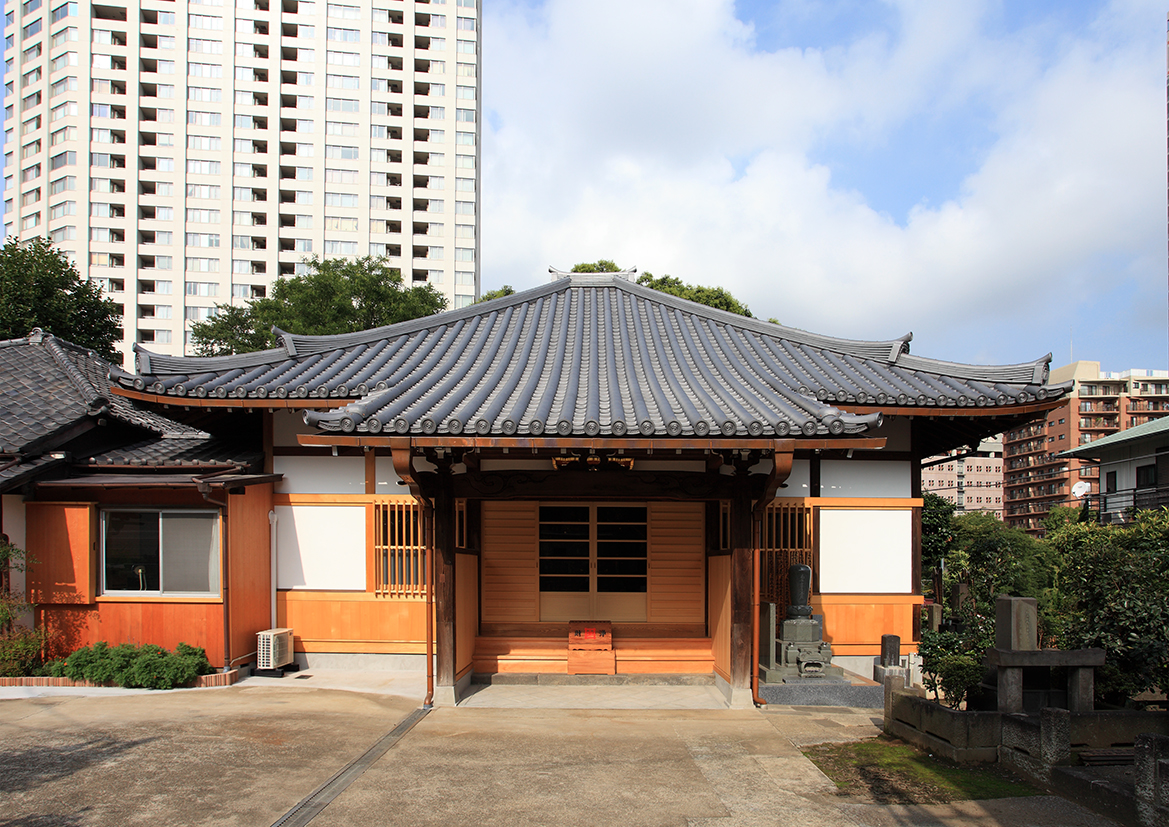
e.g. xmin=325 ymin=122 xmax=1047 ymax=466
xmin=0 ymin=329 xmax=202 ymax=454
xmin=84 ymin=437 xmax=263 ymax=468
xmin=118 ymin=273 xmax=1071 ymax=438
xmin=1061 ymin=416 xmax=1169 ymax=458
xmin=0 ymin=330 xmax=250 ymax=492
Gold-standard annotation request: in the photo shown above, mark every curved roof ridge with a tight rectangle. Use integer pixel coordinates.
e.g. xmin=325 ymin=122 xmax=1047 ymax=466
xmin=895 ymin=352 xmax=1052 ymax=385
xmin=608 ymin=277 xmax=918 ymax=363
xmin=41 ymin=333 xmax=107 ymax=411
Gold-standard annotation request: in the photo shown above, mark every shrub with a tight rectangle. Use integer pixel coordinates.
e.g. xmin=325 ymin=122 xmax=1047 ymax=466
xmin=0 ymin=627 xmax=52 ymax=676
xmin=43 ymin=641 xmax=215 ymax=689
xmin=1047 ymin=510 xmax=1169 ymax=704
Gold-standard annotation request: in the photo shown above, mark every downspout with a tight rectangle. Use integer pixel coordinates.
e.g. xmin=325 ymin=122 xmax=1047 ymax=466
xmin=268 ymin=509 xmax=278 ymax=629
xmin=752 ymin=514 xmax=766 ymax=708
xmin=424 ymin=512 xmax=434 ymax=709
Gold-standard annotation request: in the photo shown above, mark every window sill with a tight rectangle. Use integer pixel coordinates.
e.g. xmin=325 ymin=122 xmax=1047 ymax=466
xmin=95 ymin=595 xmax=223 ymax=603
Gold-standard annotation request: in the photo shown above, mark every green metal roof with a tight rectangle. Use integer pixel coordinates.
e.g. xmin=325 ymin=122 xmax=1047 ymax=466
xmin=1060 ymin=415 xmax=1169 ymax=458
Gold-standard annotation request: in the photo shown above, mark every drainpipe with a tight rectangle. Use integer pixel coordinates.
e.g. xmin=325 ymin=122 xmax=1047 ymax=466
xmin=423 ymin=523 xmax=434 ymax=709
xmin=751 ymin=513 xmax=766 ymax=708
xmin=268 ymin=510 xmax=278 ymax=629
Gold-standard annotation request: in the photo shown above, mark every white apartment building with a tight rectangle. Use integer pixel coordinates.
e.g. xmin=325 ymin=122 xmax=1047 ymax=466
xmin=2 ymin=0 xmax=481 ymax=363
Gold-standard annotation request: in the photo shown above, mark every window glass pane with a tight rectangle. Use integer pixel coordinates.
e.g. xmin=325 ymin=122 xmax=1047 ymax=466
xmin=105 ymin=512 xmax=160 ymax=591
xmin=162 ymin=512 xmax=219 ymax=593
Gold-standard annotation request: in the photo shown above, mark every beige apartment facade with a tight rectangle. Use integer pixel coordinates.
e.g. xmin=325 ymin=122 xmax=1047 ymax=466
xmin=1003 ymin=361 xmax=1169 ymax=534
xmin=3 ymin=0 xmax=481 ymax=363
xmin=921 ymin=437 xmax=1004 ymax=518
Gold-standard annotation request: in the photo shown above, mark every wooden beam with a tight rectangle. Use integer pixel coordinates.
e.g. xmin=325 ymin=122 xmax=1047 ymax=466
xmin=753 ymin=452 xmax=794 ymax=517
xmin=729 ymin=478 xmax=753 ymax=691
xmin=389 ymin=436 xmax=421 ymax=499
xmin=112 ymin=386 xmax=350 ymax=409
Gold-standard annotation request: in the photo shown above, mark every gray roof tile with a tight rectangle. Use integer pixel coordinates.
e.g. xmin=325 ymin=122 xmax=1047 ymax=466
xmin=118 ymin=274 xmax=1071 ymax=438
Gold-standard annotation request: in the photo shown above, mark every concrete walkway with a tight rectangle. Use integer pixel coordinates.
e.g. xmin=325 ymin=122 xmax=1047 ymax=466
xmin=0 ymin=672 xmax=1119 ymax=827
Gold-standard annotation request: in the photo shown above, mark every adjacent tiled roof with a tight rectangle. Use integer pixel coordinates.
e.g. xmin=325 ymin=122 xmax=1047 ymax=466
xmin=0 ymin=330 xmax=249 ymax=491
xmin=84 ymin=437 xmax=264 ymax=468
xmin=0 ymin=329 xmax=202 ymax=454
xmin=1060 ymin=416 xmax=1169 ymax=458
xmin=118 ymin=273 xmax=1071 ymax=438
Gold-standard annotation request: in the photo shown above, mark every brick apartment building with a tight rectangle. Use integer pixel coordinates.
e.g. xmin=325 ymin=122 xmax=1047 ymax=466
xmin=1002 ymin=361 xmax=1169 ymax=534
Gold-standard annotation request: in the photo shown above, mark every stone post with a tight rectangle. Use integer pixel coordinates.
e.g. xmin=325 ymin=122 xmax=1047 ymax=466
xmin=1135 ymin=733 xmax=1169 ymax=827
xmin=881 ymin=634 xmax=901 ymax=667
xmin=1067 ymin=666 xmax=1095 ymax=712
xmin=1040 ymin=707 xmax=1072 ymax=768
xmin=995 ymin=595 xmax=1038 ymax=651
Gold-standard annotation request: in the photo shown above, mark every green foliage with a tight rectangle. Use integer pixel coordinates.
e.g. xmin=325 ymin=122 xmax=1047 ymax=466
xmin=918 ymin=613 xmax=994 ymax=708
xmin=0 ymin=236 xmax=121 ymax=361
xmin=947 ymin=512 xmax=1058 ymax=618
xmin=635 ymin=273 xmax=753 ymax=317
xmin=478 ymin=285 xmax=516 ymax=303
xmin=49 ymin=640 xmax=214 ymax=689
xmin=920 ymin=492 xmax=956 ymax=574
xmin=0 ymin=627 xmax=52 ymax=677
xmin=190 ymin=256 xmax=447 ymax=355
xmin=1047 ymin=510 xmax=1169 ymax=703
xmin=568 ymin=260 xmax=753 ymax=317
xmin=569 ymin=259 xmax=622 ymax=273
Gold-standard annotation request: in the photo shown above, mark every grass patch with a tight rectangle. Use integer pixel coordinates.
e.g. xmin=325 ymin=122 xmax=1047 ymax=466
xmin=803 ymin=735 xmax=1040 ymax=805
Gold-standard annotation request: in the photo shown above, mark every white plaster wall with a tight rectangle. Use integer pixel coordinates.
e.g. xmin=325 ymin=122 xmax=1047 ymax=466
xmin=275 ymin=505 xmax=366 ymax=590
xmin=275 ymin=456 xmax=365 ymax=495
xmin=818 ymin=509 xmax=912 ymax=593
xmin=2 ymin=495 xmax=28 ymax=607
xmin=374 ymin=456 xmax=406 ymax=495
xmin=821 ymin=460 xmax=911 ymax=498
xmin=272 ymin=409 xmax=318 ymax=447
xmin=780 ymin=459 xmax=813 ymax=497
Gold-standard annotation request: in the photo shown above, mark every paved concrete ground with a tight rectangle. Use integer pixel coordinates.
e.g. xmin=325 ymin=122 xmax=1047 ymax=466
xmin=0 ymin=675 xmax=1119 ymax=827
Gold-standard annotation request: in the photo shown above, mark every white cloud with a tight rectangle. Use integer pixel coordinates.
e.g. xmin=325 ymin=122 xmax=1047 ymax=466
xmin=480 ymin=0 xmax=1166 ymax=367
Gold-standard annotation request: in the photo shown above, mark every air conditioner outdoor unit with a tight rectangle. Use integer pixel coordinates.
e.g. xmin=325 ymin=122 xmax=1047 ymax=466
xmin=257 ymin=628 xmax=294 ymax=670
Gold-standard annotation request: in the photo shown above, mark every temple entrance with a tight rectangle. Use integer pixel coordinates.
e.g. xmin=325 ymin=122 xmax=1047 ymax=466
xmin=538 ymin=503 xmax=648 ymax=622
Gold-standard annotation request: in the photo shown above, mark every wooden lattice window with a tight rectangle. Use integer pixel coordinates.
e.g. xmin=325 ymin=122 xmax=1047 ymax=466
xmin=759 ymin=501 xmax=814 ymax=609
xmin=373 ymin=499 xmax=426 ymax=597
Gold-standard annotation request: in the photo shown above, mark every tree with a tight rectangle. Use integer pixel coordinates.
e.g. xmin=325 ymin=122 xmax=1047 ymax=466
xmin=0 ymin=237 xmax=121 ymax=360
xmin=190 ymin=256 xmax=447 ymax=355
xmin=478 ymin=285 xmax=516 ymax=303
xmin=920 ymin=492 xmax=956 ymax=575
xmin=1047 ymin=511 xmax=1169 ymax=704
xmin=569 ymin=260 xmax=753 ymax=318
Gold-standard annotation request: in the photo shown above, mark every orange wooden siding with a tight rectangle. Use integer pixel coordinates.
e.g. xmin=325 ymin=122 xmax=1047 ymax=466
xmin=226 ymin=484 xmax=274 ymax=663
xmin=277 ymin=590 xmax=428 ymax=653
xmin=455 ymin=553 xmax=478 ymax=678
xmin=38 ymin=602 xmax=226 ymax=664
xmin=708 ymin=555 xmax=731 ymax=681
xmin=647 ymin=502 xmax=704 ymax=623
xmin=26 ymin=502 xmax=97 ymax=604
xmin=812 ymin=593 xmax=924 ymax=656
xmin=480 ymin=501 xmax=538 ymax=622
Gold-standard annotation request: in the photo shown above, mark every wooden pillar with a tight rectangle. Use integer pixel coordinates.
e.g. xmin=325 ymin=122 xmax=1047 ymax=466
xmin=729 ymin=476 xmax=753 ymax=690
xmin=432 ymin=477 xmax=457 ymax=687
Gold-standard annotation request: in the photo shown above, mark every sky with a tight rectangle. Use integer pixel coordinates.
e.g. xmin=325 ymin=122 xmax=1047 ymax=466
xmin=478 ymin=0 xmax=1169 ymax=373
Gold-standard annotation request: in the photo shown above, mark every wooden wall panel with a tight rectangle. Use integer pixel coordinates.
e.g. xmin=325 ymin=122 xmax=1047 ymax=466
xmin=708 ymin=555 xmax=731 ymax=681
xmin=647 ymin=502 xmax=705 ymax=623
xmin=812 ymin=593 xmax=924 ymax=657
xmin=480 ymin=501 xmax=538 ymax=623
xmin=277 ymin=590 xmax=428 ymax=653
xmin=39 ymin=603 xmax=226 ymax=664
xmin=26 ymin=503 xmax=97 ymax=604
xmin=455 ymin=553 xmax=478 ymax=677
xmin=227 ymin=484 xmax=274 ymax=664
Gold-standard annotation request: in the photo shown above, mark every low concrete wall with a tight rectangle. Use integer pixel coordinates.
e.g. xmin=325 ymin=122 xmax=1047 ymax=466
xmin=0 ymin=669 xmax=239 ymax=689
xmin=883 ymin=677 xmax=1000 ymax=762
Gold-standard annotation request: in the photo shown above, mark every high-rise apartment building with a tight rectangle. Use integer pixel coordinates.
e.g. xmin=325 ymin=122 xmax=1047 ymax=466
xmin=2 ymin=0 xmax=481 ymax=363
xmin=1002 ymin=361 xmax=1169 ymax=534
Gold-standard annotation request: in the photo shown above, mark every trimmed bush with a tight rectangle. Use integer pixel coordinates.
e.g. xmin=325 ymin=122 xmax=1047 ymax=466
xmin=36 ymin=641 xmax=216 ymax=689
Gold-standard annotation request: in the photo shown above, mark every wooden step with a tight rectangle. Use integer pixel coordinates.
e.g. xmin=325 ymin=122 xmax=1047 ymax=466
xmin=472 ymin=636 xmax=715 ymax=675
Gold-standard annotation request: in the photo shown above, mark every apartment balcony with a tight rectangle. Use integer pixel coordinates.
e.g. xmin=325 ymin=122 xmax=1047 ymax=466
xmin=1078 ymin=417 xmax=1119 ymax=430
xmin=1086 ymin=484 xmax=1169 ymax=524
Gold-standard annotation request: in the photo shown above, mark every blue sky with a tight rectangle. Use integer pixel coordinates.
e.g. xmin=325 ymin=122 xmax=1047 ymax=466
xmin=479 ymin=0 xmax=1168 ymax=373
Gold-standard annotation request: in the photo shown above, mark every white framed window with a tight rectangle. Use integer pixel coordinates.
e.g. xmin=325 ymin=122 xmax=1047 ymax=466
xmin=102 ymin=510 xmax=221 ymax=596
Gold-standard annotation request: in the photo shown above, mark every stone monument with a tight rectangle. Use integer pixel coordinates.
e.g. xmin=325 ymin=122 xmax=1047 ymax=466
xmin=760 ymin=564 xmax=846 ymax=683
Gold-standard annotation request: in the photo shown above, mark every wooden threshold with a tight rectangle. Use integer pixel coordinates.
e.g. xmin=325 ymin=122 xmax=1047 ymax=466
xmin=478 ymin=622 xmax=708 ymax=639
